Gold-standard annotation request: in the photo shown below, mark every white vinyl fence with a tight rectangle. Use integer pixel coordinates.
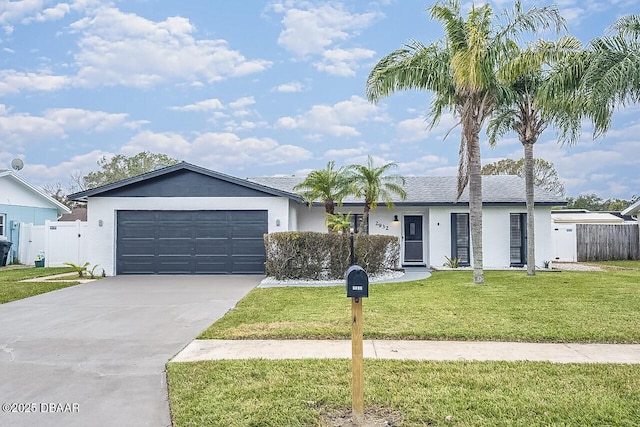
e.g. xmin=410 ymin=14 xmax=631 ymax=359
xmin=19 ymin=220 xmax=89 ymax=267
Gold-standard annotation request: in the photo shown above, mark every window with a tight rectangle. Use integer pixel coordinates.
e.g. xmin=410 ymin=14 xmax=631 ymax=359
xmin=451 ymin=213 xmax=470 ymax=266
xmin=510 ymin=213 xmax=527 ymax=266
xmin=350 ymin=214 xmax=369 ymax=234
xmin=0 ymin=214 xmax=5 ymax=236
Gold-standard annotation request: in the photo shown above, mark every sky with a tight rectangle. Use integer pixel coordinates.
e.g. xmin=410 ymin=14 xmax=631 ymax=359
xmin=0 ymin=0 xmax=639 ymax=199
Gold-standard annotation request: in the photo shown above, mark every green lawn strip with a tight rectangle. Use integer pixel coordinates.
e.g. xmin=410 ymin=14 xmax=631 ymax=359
xmin=167 ymin=359 xmax=640 ymax=427
xmin=0 ymin=267 xmax=78 ymax=304
xmin=200 ymin=270 xmax=640 ymax=343
xmin=591 ymin=260 xmax=640 ymax=269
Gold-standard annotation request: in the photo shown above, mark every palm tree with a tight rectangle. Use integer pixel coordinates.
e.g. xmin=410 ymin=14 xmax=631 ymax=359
xmin=582 ymin=14 xmax=640 ymax=136
xmin=293 ymin=161 xmax=352 ymax=231
xmin=348 ymin=156 xmax=406 ymax=235
xmin=325 ymin=212 xmax=353 ymax=233
xmin=542 ymin=15 xmax=640 ymax=140
xmin=366 ymin=0 xmax=563 ymax=284
xmin=488 ymin=36 xmax=582 ymax=276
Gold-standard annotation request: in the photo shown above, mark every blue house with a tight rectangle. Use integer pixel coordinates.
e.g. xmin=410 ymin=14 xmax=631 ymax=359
xmin=0 ymin=170 xmax=70 ymax=264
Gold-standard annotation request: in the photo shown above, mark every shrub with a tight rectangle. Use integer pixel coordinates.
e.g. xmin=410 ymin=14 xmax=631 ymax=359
xmin=264 ymin=232 xmax=400 ymax=280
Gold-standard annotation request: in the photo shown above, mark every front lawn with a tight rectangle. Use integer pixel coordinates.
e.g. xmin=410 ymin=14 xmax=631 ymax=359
xmin=592 ymin=260 xmax=640 ymax=269
xmin=200 ymin=270 xmax=640 ymax=343
xmin=0 ymin=267 xmax=77 ymax=304
xmin=167 ymin=359 xmax=640 ymax=427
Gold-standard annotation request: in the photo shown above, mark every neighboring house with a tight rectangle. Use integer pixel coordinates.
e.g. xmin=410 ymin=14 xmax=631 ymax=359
xmin=622 ymin=200 xmax=640 ymax=219
xmin=59 ymin=207 xmax=87 ymax=222
xmin=551 ymin=209 xmax=639 ymax=262
xmin=0 ymin=170 xmax=71 ymax=264
xmin=68 ymin=162 xmax=564 ymax=276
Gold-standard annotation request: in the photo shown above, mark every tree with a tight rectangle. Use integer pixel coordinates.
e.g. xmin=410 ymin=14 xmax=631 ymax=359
xmin=565 ymin=193 xmax=637 ymax=211
xmin=581 ymin=15 xmax=640 ymax=136
xmin=482 ymin=158 xmax=565 ymax=197
xmin=42 ymin=182 xmax=78 ymax=209
xmin=325 ymin=212 xmax=353 ymax=233
xmin=542 ymin=14 xmax=640 ymax=140
xmin=366 ymin=0 xmax=563 ymax=283
xmin=348 ymin=156 xmax=406 ymax=235
xmin=81 ymin=152 xmax=180 ymax=190
xmin=293 ymin=161 xmax=352 ymax=231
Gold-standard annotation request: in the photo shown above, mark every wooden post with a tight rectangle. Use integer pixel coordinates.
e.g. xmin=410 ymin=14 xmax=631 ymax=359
xmin=352 ymin=296 xmax=364 ymax=426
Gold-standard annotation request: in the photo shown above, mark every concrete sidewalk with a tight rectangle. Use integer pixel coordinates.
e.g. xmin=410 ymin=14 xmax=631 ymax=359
xmin=172 ymin=339 xmax=640 ymax=364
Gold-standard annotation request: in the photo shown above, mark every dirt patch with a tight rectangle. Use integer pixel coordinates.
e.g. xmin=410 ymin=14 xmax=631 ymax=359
xmin=317 ymin=406 xmax=403 ymax=427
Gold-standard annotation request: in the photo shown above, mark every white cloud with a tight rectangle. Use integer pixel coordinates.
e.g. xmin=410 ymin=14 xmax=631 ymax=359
xmin=0 ymin=70 xmax=71 ymax=95
xmin=120 ymin=130 xmax=312 ymax=168
xmin=396 ymin=117 xmax=428 ymax=142
xmin=171 ymin=98 xmax=224 ymax=112
xmin=271 ymin=1 xmax=380 ymax=76
xmin=223 ymin=120 xmax=267 ymax=133
xmin=0 ymin=0 xmax=45 ymax=33
xmin=324 ymin=147 xmax=367 ymax=158
xmin=122 ymin=131 xmax=192 ymax=156
xmin=396 ymin=113 xmax=460 ymax=142
xmin=273 ymin=81 xmax=304 ymax=93
xmin=398 ymin=155 xmax=449 ymax=174
xmin=43 ymin=108 xmax=129 ymax=131
xmin=18 ymin=149 xmax=112 ymax=186
xmin=0 ymin=106 xmax=134 ymax=144
xmin=314 ymin=47 xmax=376 ymax=77
xmin=275 ymin=95 xmax=383 ymax=138
xmin=229 ymin=96 xmax=256 ymax=110
xmin=23 ymin=2 xmax=72 ymax=24
xmin=69 ymin=6 xmax=271 ymax=87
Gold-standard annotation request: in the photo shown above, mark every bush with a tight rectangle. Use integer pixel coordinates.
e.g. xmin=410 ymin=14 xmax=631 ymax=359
xmin=264 ymin=232 xmax=400 ymax=280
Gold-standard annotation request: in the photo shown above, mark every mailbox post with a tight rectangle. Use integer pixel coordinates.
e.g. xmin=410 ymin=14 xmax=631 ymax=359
xmin=346 ymin=265 xmax=368 ymax=426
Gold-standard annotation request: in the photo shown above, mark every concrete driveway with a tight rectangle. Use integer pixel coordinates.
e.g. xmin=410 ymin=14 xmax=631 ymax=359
xmin=0 ymin=275 xmax=260 ymax=427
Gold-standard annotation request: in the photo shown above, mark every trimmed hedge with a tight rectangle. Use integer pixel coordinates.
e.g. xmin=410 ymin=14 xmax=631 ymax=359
xmin=264 ymin=232 xmax=400 ymax=280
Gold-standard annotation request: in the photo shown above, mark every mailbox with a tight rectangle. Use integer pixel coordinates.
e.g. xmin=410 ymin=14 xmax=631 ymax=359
xmin=345 ymin=265 xmax=369 ymax=298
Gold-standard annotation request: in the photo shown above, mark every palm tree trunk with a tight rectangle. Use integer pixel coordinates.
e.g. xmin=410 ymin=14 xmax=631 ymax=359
xmin=524 ymin=142 xmax=535 ymax=276
xmin=469 ymin=131 xmax=484 ymax=284
xmin=359 ymin=204 xmax=370 ymax=235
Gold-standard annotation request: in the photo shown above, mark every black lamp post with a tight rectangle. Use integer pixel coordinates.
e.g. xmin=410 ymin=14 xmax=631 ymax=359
xmin=350 ymin=227 xmax=355 ymax=266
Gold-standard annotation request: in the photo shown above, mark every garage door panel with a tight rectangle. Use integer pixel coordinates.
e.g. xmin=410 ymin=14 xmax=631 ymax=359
xmin=195 ymin=225 xmax=229 ymax=238
xmin=119 ymin=243 xmax=155 ymax=256
xmin=194 ymin=211 xmax=228 ymax=221
xmin=116 ymin=210 xmax=267 ymax=274
xmin=195 ymin=240 xmax=229 ymax=255
xmin=118 ymin=225 xmax=156 ymax=238
xmin=231 ymin=240 xmax=265 ymax=255
xmin=230 ymin=211 xmax=267 ymax=222
xmin=232 ymin=226 xmax=267 ymax=238
xmin=160 ymin=226 xmax=193 ymax=239
xmin=231 ymin=257 xmax=265 ymax=273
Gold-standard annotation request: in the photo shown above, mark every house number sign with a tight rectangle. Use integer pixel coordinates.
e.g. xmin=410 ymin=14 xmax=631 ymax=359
xmin=374 ymin=221 xmax=389 ymax=230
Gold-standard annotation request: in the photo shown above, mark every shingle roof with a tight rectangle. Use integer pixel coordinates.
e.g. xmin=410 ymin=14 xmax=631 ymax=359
xmin=249 ymin=175 xmax=565 ymax=206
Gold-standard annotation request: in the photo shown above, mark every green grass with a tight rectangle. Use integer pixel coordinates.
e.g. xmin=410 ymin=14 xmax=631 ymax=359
xmin=200 ymin=270 xmax=640 ymax=343
xmin=0 ymin=267 xmax=78 ymax=304
xmin=591 ymin=260 xmax=640 ymax=269
xmin=167 ymin=359 xmax=640 ymax=427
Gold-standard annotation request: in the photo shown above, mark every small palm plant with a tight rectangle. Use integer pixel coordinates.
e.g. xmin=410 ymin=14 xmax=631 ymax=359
xmin=63 ymin=261 xmax=90 ymax=278
xmin=325 ymin=212 xmax=353 ymax=233
xmin=443 ymin=256 xmax=461 ymax=268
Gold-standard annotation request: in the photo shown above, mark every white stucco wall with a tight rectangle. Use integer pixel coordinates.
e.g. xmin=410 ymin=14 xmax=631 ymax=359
xmin=87 ymin=196 xmax=291 ymax=275
xmin=429 ymin=205 xmax=554 ymax=269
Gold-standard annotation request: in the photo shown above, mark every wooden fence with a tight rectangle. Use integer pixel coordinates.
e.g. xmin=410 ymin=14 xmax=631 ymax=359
xmin=576 ymin=223 xmax=640 ymax=261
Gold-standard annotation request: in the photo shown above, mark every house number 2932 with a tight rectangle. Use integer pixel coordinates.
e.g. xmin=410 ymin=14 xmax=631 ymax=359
xmin=374 ymin=221 xmax=389 ymax=231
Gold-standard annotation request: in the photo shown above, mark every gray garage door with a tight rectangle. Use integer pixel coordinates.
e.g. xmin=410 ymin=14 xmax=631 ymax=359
xmin=116 ymin=210 xmax=268 ymax=274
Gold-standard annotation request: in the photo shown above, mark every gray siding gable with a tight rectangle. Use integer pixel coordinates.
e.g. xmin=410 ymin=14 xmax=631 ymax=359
xmin=68 ymin=162 xmax=304 ymax=201
xmin=95 ymin=169 xmax=274 ymax=198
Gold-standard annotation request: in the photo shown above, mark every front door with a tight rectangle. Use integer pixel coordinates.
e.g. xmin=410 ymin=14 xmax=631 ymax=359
xmin=404 ymin=215 xmax=423 ymax=263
